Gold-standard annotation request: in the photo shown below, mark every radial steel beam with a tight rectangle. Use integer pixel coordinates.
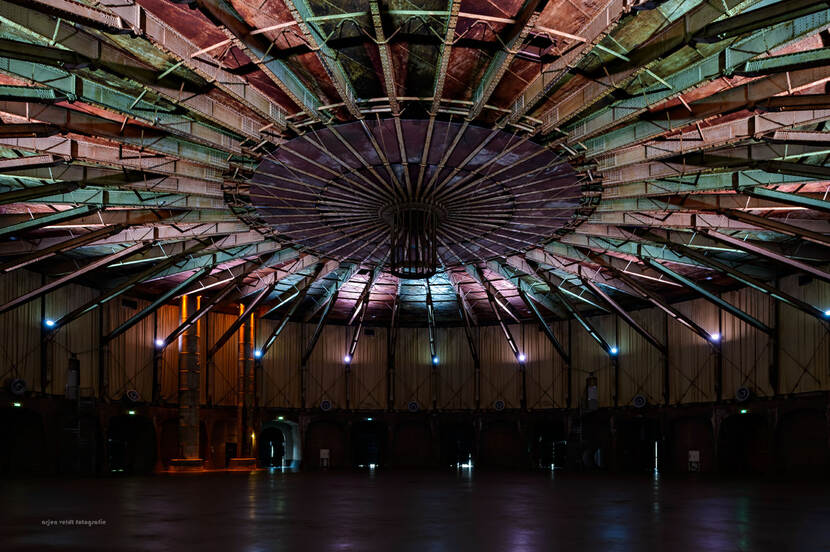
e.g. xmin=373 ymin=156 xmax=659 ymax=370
xmin=584 ymin=250 xmax=719 ymax=344
xmin=520 ymin=259 xmax=617 ymax=355
xmin=260 ymin=262 xmax=335 ymax=356
xmin=47 ymin=241 xmax=212 ymax=330
xmin=694 ymin=0 xmax=830 ymax=43
xmin=519 ymin=287 xmax=570 ymax=365
xmin=283 ymin=0 xmax=363 ymax=119
xmin=8 ymin=0 xmax=132 ymax=34
xmin=472 ymin=265 xmax=522 ymax=360
xmin=653 ymin=233 xmax=830 ymax=322
xmin=579 ymin=277 xmax=667 ymax=355
xmin=643 ymin=258 xmax=773 ymax=334
xmin=387 ymin=278 xmax=401 ymax=410
xmin=348 ymin=266 xmax=383 ymax=325
xmin=191 ymin=0 xmax=321 ymax=119
xmin=467 ymin=0 xmax=547 ymax=121
xmin=163 ymin=280 xmax=239 ymax=349
xmin=430 ymin=1 xmax=461 ymax=115
xmin=369 ymin=1 xmax=399 ymax=115
xmin=703 ymin=229 xmax=830 ymax=284
xmin=0 ymin=243 xmax=146 ymax=316
xmin=0 ymin=205 xmax=97 ymax=238
xmin=0 ymin=224 xmax=126 ymax=273
xmin=206 ymin=281 xmax=277 ymax=359
xmin=103 ymin=267 xmax=210 ymax=343
xmin=740 ymin=186 xmax=830 ymax=214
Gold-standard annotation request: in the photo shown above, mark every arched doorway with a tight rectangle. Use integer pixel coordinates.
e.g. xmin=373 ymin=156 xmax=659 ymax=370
xmin=106 ymin=414 xmax=156 ymax=474
xmin=258 ymin=427 xmax=286 ymax=468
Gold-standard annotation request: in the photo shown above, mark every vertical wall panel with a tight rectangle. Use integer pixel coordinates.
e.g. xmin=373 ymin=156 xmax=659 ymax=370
xmin=257 ymin=318 xmax=302 ymax=408
xmin=668 ymin=299 xmax=718 ymax=404
xmin=351 ymin=326 xmax=387 ymax=410
xmin=522 ymin=321 xmax=567 ymax=409
xmin=721 ymin=287 xmax=773 ymax=400
xmin=570 ymin=314 xmax=615 ymax=407
xmin=435 ymin=326 xmax=476 ymax=410
xmin=45 ymin=282 xmax=97 ymax=397
xmin=479 ymin=325 xmax=522 ymax=409
xmin=617 ymin=309 xmax=665 ymax=406
xmin=0 ymin=270 xmax=45 ymax=394
xmin=778 ymin=275 xmax=830 ymax=394
xmin=207 ymin=311 xmax=238 ymax=406
xmin=305 ymin=324 xmax=349 ymax=409
xmin=395 ymin=327 xmax=433 ymax=410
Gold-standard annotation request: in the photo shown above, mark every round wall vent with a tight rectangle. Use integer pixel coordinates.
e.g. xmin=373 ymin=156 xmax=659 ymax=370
xmin=493 ymin=399 xmax=505 ymax=411
xmin=9 ymin=378 xmax=26 ymax=396
xmin=632 ymin=394 xmax=647 ymax=408
xmin=320 ymin=399 xmax=332 ymax=412
xmin=125 ymin=389 xmax=141 ymax=403
xmin=407 ymin=400 xmax=420 ymax=413
xmin=735 ymin=386 xmax=752 ymax=402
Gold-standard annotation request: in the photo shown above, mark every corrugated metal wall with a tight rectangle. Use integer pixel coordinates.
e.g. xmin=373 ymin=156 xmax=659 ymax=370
xmin=1 ymin=269 xmax=828 ymax=410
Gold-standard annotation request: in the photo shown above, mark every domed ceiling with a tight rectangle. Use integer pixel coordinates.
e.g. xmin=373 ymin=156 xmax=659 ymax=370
xmin=0 ymin=0 xmax=828 ymax=344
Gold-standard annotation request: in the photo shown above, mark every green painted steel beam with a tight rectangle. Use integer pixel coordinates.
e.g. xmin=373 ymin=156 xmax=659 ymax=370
xmin=694 ymin=0 xmax=829 ymax=42
xmin=103 ymin=267 xmax=210 ymax=343
xmin=0 ymin=205 xmax=96 ymax=237
xmin=740 ymin=185 xmax=830 ymax=213
xmin=643 ymin=258 xmax=773 ymax=334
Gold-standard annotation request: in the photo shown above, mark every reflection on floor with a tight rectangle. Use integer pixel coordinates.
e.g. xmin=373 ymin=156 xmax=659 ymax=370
xmin=3 ymin=471 xmax=830 ymax=551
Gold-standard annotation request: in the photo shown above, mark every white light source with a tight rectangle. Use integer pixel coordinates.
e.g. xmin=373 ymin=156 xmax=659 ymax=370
xmin=517 ymin=352 xmax=527 ymax=363
xmin=610 ymin=346 xmax=618 ymax=355
xmin=710 ymin=332 xmax=721 ymax=342
xmin=44 ymin=319 xmax=55 ymax=328
xmin=154 ymin=338 xmax=164 ymax=347
xmin=432 ymin=355 xmax=439 ymax=365
xmin=253 ymin=349 xmax=263 ymax=358
xmin=824 ymin=309 xmax=830 ymax=317
xmin=343 ymin=354 xmax=352 ymax=363
xmin=366 ymin=417 xmax=373 ymax=421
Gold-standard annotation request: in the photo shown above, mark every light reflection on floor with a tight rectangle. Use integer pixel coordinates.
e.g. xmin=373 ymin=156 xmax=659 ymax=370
xmin=3 ymin=471 xmax=830 ymax=551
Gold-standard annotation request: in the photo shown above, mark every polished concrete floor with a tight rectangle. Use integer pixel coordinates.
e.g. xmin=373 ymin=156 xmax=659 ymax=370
xmin=2 ymin=470 xmax=829 ymax=551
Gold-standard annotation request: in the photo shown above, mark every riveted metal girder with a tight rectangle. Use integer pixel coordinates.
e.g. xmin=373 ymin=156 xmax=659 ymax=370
xmin=191 ymin=0 xmax=321 ymax=120
xmin=693 ymin=0 xmax=830 ymax=43
xmin=48 ymin=240 xmax=212 ymax=330
xmin=0 ymin=242 xmax=146 ymax=315
xmin=283 ymin=0 xmax=363 ymax=119
xmin=206 ymin=281 xmax=276 ymax=359
xmin=740 ymin=185 xmax=830 ymax=213
xmin=643 ymin=258 xmax=773 ymax=334
xmin=650 ymin=231 xmax=830 ymax=321
xmin=0 ymin=205 xmax=97 ymax=238
xmin=584 ymin=250 xmax=718 ymax=343
xmin=0 ymin=181 xmax=82 ymax=205
xmin=430 ymin=0 xmax=461 ymax=116
xmin=561 ymin=5 xmax=830 ymax=148
xmin=369 ymin=0 xmax=399 ymax=115
xmin=704 ymin=229 xmax=830 ymax=284
xmin=163 ymin=281 xmax=238 ymax=349
xmin=468 ymin=0 xmax=547 ymax=121
xmin=470 ymin=265 xmax=522 ymax=359
xmin=104 ymin=266 xmax=210 ymax=343
xmin=0 ymin=224 xmax=126 ymax=273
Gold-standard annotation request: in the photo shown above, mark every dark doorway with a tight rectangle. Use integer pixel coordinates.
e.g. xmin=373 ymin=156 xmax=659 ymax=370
xmin=351 ymin=420 xmax=386 ymax=468
xmin=615 ymin=417 xmax=661 ymax=473
xmin=106 ymin=415 xmax=156 ymax=475
xmin=776 ymin=409 xmax=829 ymax=474
xmin=258 ymin=427 xmax=286 ymax=467
xmin=440 ymin=423 xmax=475 ymax=468
xmin=718 ymin=413 xmax=769 ymax=474
xmin=0 ymin=407 xmax=46 ymax=474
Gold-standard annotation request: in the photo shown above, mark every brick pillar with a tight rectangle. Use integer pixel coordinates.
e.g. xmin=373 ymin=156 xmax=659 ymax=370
xmin=178 ymin=295 xmax=200 ymax=460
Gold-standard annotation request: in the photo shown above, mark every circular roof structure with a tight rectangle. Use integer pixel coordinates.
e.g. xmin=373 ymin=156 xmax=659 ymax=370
xmin=250 ymin=120 xmax=583 ymax=268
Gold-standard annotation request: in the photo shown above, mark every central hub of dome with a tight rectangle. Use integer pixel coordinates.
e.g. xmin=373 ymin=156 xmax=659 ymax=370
xmin=248 ymin=119 xmax=583 ymax=270
xmin=381 ymin=202 xmax=446 ymax=280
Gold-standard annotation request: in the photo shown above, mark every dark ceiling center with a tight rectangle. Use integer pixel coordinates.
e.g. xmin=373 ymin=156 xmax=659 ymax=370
xmin=249 ymin=119 xmax=582 ymax=269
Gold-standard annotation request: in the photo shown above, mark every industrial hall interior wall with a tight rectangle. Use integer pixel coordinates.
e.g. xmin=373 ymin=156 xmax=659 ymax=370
xmin=1 ymin=267 xmax=828 ymax=475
